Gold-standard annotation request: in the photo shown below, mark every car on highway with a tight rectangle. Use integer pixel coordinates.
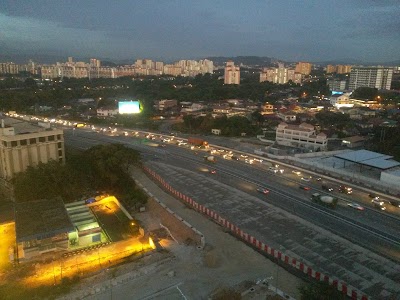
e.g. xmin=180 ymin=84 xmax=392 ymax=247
xmin=292 ymin=171 xmax=302 ymax=176
xmin=322 ymin=185 xmax=334 ymax=192
xmin=339 ymin=185 xmax=353 ymax=194
xmin=231 ymin=156 xmax=239 ymax=161
xmin=371 ymin=198 xmax=386 ymax=210
xmin=210 ymin=170 xmax=217 ymax=174
xmin=269 ymin=167 xmax=284 ymax=174
xmin=301 ymin=177 xmax=311 ymax=182
xmin=368 ymin=193 xmax=378 ymax=198
xmin=257 ymin=188 xmax=270 ymax=194
xmin=347 ymin=202 xmax=365 ymax=211
xmin=299 ymin=185 xmax=311 ymax=191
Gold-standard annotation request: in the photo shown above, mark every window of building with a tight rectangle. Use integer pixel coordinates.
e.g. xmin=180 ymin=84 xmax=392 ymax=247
xmin=11 ymin=141 xmax=18 ymax=147
xmin=20 ymin=139 xmax=27 ymax=146
xmin=48 ymin=135 xmax=54 ymax=141
xmin=58 ymin=149 xmax=63 ymax=156
xmin=57 ymin=134 xmax=61 ymax=140
xmin=2 ymin=141 xmax=7 ymax=147
xmin=30 ymin=138 xmax=36 ymax=144
xmin=39 ymin=137 xmax=46 ymax=143
xmin=57 ymin=142 xmax=62 ymax=149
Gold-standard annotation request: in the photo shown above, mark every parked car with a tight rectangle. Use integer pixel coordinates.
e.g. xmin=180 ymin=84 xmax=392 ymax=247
xmin=389 ymin=200 xmax=400 ymax=208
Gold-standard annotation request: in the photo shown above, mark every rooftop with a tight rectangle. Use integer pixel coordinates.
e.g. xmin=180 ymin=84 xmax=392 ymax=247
xmin=334 ymin=150 xmax=400 ymax=170
xmin=0 ymin=116 xmax=46 ymax=135
xmin=15 ymin=197 xmax=74 ymax=242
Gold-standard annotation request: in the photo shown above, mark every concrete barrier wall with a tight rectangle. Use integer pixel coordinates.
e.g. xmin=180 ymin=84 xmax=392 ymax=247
xmin=135 ymin=181 xmax=204 ymax=247
xmin=143 ymin=165 xmax=369 ymax=300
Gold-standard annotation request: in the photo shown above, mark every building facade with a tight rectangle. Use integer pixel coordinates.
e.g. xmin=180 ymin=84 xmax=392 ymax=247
xmin=295 ymin=62 xmax=312 ymax=75
xmin=327 ymin=79 xmax=348 ymax=91
xmin=349 ymin=67 xmax=393 ymax=90
xmin=336 ymin=65 xmax=352 ymax=74
xmin=276 ymin=122 xmax=327 ymax=151
xmin=0 ymin=117 xmax=65 ymax=179
xmin=224 ymin=61 xmax=240 ymax=84
xmin=260 ymin=65 xmax=302 ymax=84
xmin=326 ymin=65 xmax=336 ymax=73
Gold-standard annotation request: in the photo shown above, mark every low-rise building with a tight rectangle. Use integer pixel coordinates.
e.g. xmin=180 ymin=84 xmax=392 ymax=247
xmin=154 ymin=99 xmax=178 ymax=111
xmin=277 ymin=111 xmax=297 ymax=122
xmin=276 ymin=122 xmax=327 ymax=151
xmin=96 ymin=107 xmax=118 ymax=117
xmin=15 ymin=197 xmax=74 ymax=260
xmin=342 ymin=136 xmax=366 ymax=148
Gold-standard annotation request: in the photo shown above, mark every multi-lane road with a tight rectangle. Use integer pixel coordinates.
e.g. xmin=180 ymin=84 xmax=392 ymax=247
xmin=65 ymin=127 xmax=400 ymax=298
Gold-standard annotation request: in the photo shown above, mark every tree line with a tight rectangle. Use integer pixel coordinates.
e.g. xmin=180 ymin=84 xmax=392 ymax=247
xmin=13 ymin=144 xmax=147 ymax=210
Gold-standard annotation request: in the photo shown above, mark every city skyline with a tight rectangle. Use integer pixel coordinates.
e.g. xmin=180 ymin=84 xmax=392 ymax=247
xmin=1 ymin=1 xmax=400 ymax=64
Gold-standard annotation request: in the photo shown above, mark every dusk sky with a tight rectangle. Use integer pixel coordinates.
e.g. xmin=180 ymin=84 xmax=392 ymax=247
xmin=1 ymin=0 xmax=400 ymax=63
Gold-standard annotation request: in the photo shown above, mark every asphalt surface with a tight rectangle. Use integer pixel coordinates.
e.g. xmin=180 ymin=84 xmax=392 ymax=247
xmin=64 ymin=129 xmax=400 ymax=299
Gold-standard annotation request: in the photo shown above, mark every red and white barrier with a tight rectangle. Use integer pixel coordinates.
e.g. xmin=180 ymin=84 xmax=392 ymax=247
xmin=142 ymin=166 xmax=369 ymax=300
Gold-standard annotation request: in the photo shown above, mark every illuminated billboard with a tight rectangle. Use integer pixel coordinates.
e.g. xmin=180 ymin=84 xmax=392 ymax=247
xmin=331 ymin=90 xmax=344 ymax=95
xmin=118 ymin=101 xmax=141 ymax=114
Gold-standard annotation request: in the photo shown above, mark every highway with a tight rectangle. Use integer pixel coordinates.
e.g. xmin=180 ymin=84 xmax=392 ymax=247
xmin=64 ymin=129 xmax=400 ymax=255
xmin=64 ymin=128 xmax=400 ymax=298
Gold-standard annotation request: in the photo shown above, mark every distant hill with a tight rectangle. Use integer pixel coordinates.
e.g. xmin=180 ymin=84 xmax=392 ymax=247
xmin=315 ymin=59 xmax=400 ymax=66
xmin=206 ymin=56 xmax=274 ymax=67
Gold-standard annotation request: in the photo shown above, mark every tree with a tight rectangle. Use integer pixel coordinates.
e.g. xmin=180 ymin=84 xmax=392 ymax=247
xmin=352 ymin=87 xmax=378 ymax=100
xmin=13 ymin=144 xmax=143 ymax=205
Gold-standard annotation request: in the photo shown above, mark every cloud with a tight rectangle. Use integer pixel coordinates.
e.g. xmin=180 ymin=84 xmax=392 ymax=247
xmin=0 ymin=1 xmax=399 ymax=62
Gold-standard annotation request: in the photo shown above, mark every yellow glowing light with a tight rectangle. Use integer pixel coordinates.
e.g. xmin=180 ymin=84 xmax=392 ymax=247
xmin=149 ymin=237 xmax=155 ymax=249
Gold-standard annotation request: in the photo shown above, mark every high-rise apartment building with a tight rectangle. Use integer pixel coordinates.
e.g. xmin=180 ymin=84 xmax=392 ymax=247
xmin=326 ymin=65 xmax=336 ymax=73
xmin=337 ymin=65 xmax=352 ymax=74
xmin=295 ymin=62 xmax=312 ymax=75
xmin=260 ymin=64 xmax=302 ymax=84
xmin=0 ymin=62 xmax=19 ymax=74
xmin=224 ymin=61 xmax=240 ymax=84
xmin=349 ymin=67 xmax=393 ymax=90
xmin=327 ymin=79 xmax=348 ymax=91
xmin=90 ymin=58 xmax=101 ymax=67
xmin=0 ymin=116 xmax=65 ymax=180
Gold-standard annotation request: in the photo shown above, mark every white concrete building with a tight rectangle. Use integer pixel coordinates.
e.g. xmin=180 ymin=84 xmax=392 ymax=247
xmin=0 ymin=117 xmax=65 ymax=179
xmin=276 ymin=122 xmax=327 ymax=151
xmin=349 ymin=66 xmax=393 ymax=90
xmin=330 ymin=93 xmax=354 ymax=108
xmin=224 ymin=61 xmax=240 ymax=85
xmin=96 ymin=108 xmax=118 ymax=117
